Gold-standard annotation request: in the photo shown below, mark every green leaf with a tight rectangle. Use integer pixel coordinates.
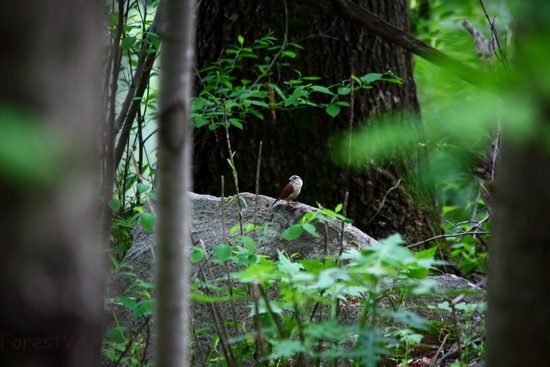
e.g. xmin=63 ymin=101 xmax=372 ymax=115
xmin=380 ymin=233 xmax=406 ymax=247
xmin=337 ymin=87 xmax=351 ymax=95
xmin=269 ymin=340 xmax=307 ymax=359
xmin=282 ymin=50 xmax=296 ymax=58
xmin=191 ymin=246 xmax=206 ymax=264
xmin=277 ymin=250 xmax=303 ymax=275
xmin=326 ymin=104 xmax=341 ymax=117
xmin=286 ymin=86 xmax=307 ymax=106
xmin=136 ymin=182 xmax=150 ymax=195
xmin=430 ymin=302 xmax=452 ymax=312
xmin=229 ymin=225 xmax=241 ymax=235
xmin=240 ymin=236 xmax=256 ymax=250
xmin=117 ymin=296 xmax=136 ymax=310
xmin=245 ymin=223 xmax=256 ymax=233
xmin=281 ymin=224 xmax=303 ymax=240
xmin=140 ymin=213 xmax=156 ymax=231
xmin=361 ymin=73 xmax=383 ymax=84
xmin=394 ymin=329 xmax=424 ymax=345
xmin=133 ymin=299 xmax=154 ymax=318
xmin=235 ymin=259 xmax=276 ymax=282
xmin=385 ymin=310 xmax=428 ymax=330
xmin=246 ymin=99 xmax=269 ymax=107
xmin=335 ymin=203 xmax=343 ymax=213
xmin=249 ymin=110 xmax=264 ymax=120
xmin=242 ymin=53 xmax=258 ymax=59
xmin=133 ymin=278 xmax=155 ymax=290
xmin=271 ymin=84 xmax=286 ymax=100
xmin=314 ymin=269 xmax=338 ymax=288
xmin=108 ymin=198 xmax=121 ymax=212
xmin=214 ymin=244 xmax=232 ymax=261
xmin=229 ymin=118 xmax=244 ymax=129
xmin=310 ymin=85 xmax=334 ymax=95
xmin=335 ymin=100 xmax=350 ymax=107
xmin=237 ymin=35 xmax=244 ymax=45
xmin=121 ymin=36 xmax=137 ymax=51
xmin=415 ymin=245 xmax=438 ymax=260
xmin=302 ymin=223 xmax=319 ymax=237
xmin=105 ymin=326 xmax=128 ymax=343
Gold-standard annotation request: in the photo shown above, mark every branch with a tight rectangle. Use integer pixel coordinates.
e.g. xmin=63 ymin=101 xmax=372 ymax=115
xmin=114 ymin=12 xmax=160 ymax=169
xmin=114 ymin=11 xmax=160 ymax=134
xmin=407 ymin=231 xmax=490 ymax=248
xmin=312 ymin=0 xmax=492 ymax=89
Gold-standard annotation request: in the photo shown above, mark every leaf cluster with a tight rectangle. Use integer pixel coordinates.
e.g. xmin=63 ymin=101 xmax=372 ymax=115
xmin=189 ymin=206 xmax=443 ymax=366
xmin=193 ymin=33 xmax=402 ymax=130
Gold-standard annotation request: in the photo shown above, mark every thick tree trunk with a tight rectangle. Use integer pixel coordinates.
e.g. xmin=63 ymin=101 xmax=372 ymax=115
xmin=488 ymin=141 xmax=550 ymax=365
xmin=0 ymin=1 xmax=103 ymax=367
xmin=193 ymin=0 xmax=436 ymax=242
xmin=487 ymin=1 xmax=550 ymax=364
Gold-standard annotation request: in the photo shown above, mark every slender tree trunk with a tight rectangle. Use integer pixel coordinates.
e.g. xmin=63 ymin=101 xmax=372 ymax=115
xmin=0 ymin=1 xmax=103 ymax=367
xmin=155 ymin=0 xmax=196 ymax=365
xmin=487 ymin=1 xmax=550 ymax=365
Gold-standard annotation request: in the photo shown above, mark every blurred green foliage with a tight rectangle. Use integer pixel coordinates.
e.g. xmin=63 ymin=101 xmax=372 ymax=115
xmin=331 ymin=0 xmax=517 ymax=275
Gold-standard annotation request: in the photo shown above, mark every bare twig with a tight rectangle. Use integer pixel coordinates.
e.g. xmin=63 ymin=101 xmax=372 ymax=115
xmin=141 ymin=320 xmax=151 ymax=366
xmin=308 ymin=223 xmax=329 ymax=326
xmin=253 ymin=141 xmax=263 ymax=237
xmin=191 ymin=322 xmax=208 ymax=367
xmin=252 ymin=282 xmax=268 ymax=366
xmin=429 ymin=331 xmax=450 ymax=367
xmin=479 ymin=0 xmax=509 ymax=69
xmin=407 ymin=231 xmax=490 ymax=248
xmin=223 ymin=100 xmax=244 ymax=235
xmin=114 ymin=12 xmax=160 ymax=168
xmin=250 ymin=0 xmax=289 ymax=88
xmin=218 ymin=176 xmax=243 ymax=364
xmin=194 ymin=241 xmax=236 ymax=367
xmin=100 ymin=0 xmax=125 ymax=249
xmin=339 ymin=74 xmax=354 ymax=258
xmin=113 ymin=315 xmax=152 ymax=367
xmin=451 ymin=302 xmax=462 ymax=366
xmin=221 ymin=175 xmax=227 ymax=243
xmin=200 ymin=237 xmax=241 ymax=366
xmin=365 ymin=178 xmax=402 ymax=226
xmin=129 ymin=148 xmax=156 ymax=216
xmin=438 ymin=336 xmax=484 ymax=362
xmin=258 ymin=285 xmax=285 ymax=338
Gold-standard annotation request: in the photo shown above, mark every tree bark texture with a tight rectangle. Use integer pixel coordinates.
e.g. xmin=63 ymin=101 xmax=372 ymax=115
xmin=193 ymin=0 xmax=436 ymax=242
xmin=487 ymin=1 xmax=550 ymax=364
xmin=155 ymin=0 xmax=196 ymax=366
xmin=0 ymin=1 xmax=103 ymax=367
xmin=488 ymin=140 xmax=550 ymax=366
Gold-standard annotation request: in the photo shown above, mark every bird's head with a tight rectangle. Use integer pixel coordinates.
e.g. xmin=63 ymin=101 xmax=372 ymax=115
xmin=289 ymin=175 xmax=303 ymax=188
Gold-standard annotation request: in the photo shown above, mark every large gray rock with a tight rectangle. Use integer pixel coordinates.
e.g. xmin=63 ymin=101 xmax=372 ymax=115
xmin=125 ymin=192 xmax=378 ymax=265
xmin=104 ymin=192 xmax=485 ymax=365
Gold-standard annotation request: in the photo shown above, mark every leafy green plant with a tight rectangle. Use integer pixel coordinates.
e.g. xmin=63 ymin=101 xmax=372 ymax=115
xmin=428 ymin=300 xmax=486 ymax=366
xmin=103 ymin=264 xmax=155 ymax=366
xmin=189 ymin=205 xmax=442 ymax=366
xmin=193 ymin=33 xmax=402 ymax=131
xmin=108 ymin=177 xmax=157 ymax=265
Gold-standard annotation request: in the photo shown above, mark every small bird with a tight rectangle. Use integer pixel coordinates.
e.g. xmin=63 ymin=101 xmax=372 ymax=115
xmin=272 ymin=175 xmax=303 ymax=209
